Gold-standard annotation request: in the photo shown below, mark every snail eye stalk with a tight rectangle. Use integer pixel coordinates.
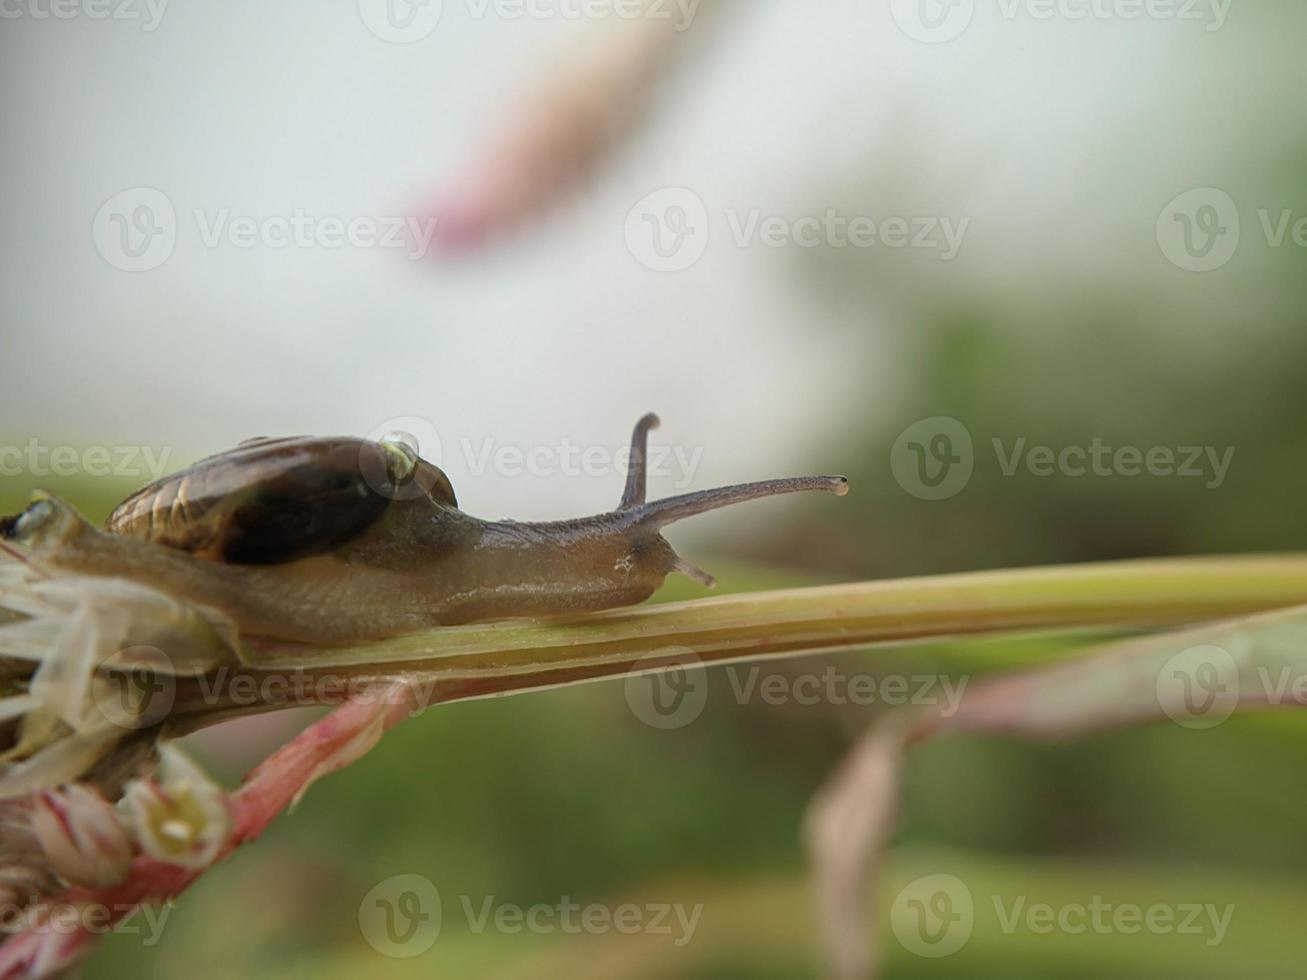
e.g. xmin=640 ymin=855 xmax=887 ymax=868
xmin=615 ymin=412 xmax=848 ymax=527
xmin=619 ymin=412 xmax=661 ymax=509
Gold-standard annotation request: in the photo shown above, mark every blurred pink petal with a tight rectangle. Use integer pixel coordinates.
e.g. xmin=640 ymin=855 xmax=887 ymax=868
xmin=804 ymin=604 xmax=1307 ymax=979
xmin=427 ymin=6 xmax=718 ymax=251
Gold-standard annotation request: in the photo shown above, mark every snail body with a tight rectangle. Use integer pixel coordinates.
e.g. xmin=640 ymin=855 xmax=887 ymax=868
xmin=4 ymin=415 xmax=847 ymax=645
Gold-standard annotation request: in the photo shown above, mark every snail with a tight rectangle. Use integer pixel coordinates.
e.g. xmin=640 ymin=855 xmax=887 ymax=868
xmin=1 ymin=414 xmax=847 ymax=646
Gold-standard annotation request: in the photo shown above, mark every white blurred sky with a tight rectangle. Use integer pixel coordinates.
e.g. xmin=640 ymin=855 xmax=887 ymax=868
xmin=1 ymin=0 xmax=1299 ymax=521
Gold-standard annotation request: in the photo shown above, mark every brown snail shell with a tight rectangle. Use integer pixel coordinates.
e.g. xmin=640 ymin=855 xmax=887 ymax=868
xmin=106 ymin=436 xmax=456 ymax=566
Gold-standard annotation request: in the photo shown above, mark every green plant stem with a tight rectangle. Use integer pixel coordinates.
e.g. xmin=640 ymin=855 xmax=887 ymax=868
xmin=169 ymin=555 xmax=1307 ymax=726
